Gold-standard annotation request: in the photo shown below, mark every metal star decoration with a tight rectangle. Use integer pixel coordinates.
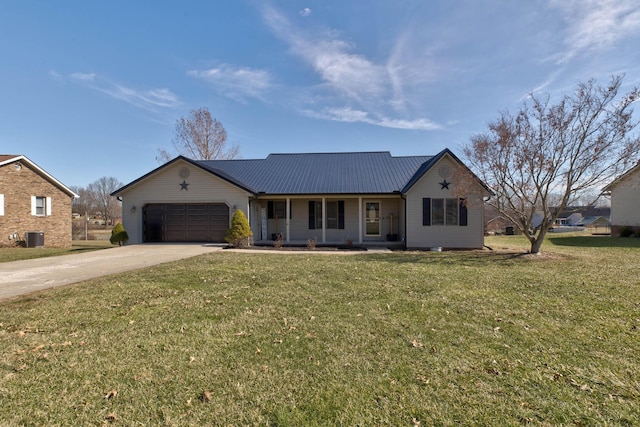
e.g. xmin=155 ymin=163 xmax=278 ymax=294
xmin=179 ymin=180 xmax=190 ymax=191
xmin=439 ymin=179 xmax=450 ymax=190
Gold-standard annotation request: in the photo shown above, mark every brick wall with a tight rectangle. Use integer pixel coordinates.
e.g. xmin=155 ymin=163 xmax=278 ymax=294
xmin=610 ymin=225 xmax=640 ymax=237
xmin=0 ymin=161 xmax=73 ymax=248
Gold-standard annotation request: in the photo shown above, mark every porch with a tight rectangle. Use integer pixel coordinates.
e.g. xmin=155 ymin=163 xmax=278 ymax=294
xmin=249 ymin=196 xmax=405 ymax=246
xmin=252 ymin=238 xmax=405 ymax=250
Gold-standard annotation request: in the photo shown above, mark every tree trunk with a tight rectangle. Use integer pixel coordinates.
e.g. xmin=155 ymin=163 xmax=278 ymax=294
xmin=529 ymin=238 xmax=544 ymax=254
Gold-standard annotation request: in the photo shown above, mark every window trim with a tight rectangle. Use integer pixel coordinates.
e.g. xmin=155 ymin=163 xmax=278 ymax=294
xmin=0 ymin=194 xmax=4 ymax=216
xmin=31 ymin=196 xmax=51 ymax=216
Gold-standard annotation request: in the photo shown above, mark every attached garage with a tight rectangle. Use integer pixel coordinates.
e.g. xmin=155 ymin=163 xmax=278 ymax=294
xmin=143 ymin=203 xmax=229 ymax=242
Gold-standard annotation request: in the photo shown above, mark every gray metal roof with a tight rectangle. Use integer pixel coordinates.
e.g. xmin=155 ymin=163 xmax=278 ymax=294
xmin=198 ymin=152 xmax=435 ymax=195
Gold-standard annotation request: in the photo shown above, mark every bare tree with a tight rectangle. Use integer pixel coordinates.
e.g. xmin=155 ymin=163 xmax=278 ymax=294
xmin=70 ymin=186 xmax=95 ymax=217
xmin=157 ymin=107 xmax=239 ymax=162
xmin=86 ymin=177 xmax=123 ymax=227
xmin=464 ymin=75 xmax=640 ymax=254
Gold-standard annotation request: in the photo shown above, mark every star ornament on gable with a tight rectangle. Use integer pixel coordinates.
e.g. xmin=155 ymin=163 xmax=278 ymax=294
xmin=179 ymin=180 xmax=190 ymax=191
xmin=439 ymin=179 xmax=450 ymax=190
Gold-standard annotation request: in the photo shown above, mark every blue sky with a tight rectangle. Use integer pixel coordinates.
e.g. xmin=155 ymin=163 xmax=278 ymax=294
xmin=2 ymin=0 xmax=640 ymax=187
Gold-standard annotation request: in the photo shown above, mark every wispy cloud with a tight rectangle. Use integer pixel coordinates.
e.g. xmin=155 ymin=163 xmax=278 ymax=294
xmin=261 ymin=4 xmax=441 ymax=130
xmin=187 ymin=64 xmax=273 ymax=103
xmin=59 ymin=71 xmax=181 ymax=110
xmin=550 ymin=0 xmax=640 ymax=63
xmin=303 ymin=107 xmax=441 ymax=131
xmin=70 ymin=72 xmax=96 ymax=81
xmin=300 ymin=8 xmax=311 ymax=17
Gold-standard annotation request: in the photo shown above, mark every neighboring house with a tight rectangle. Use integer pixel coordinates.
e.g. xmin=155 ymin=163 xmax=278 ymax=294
xmin=485 ymin=215 xmax=515 ymax=235
xmin=112 ymin=149 xmax=492 ymax=249
xmin=602 ymin=162 xmax=640 ymax=236
xmin=532 ymin=206 xmax=611 ymax=230
xmin=0 ymin=155 xmax=78 ymax=247
xmin=576 ymin=216 xmax=611 ymax=234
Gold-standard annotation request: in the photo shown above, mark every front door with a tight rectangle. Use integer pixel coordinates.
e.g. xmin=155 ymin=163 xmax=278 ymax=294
xmin=365 ymin=201 xmax=380 ymax=236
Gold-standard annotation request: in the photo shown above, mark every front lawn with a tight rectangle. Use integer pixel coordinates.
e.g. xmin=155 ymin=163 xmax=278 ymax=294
xmin=0 ymin=240 xmax=112 ymax=263
xmin=1 ymin=235 xmax=639 ymax=425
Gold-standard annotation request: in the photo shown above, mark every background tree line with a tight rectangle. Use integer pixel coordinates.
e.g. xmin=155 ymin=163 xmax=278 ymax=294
xmin=70 ymin=176 xmax=122 ymax=227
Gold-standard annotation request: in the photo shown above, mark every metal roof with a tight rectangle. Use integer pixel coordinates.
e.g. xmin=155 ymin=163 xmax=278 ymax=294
xmin=198 ymin=152 xmax=434 ymax=195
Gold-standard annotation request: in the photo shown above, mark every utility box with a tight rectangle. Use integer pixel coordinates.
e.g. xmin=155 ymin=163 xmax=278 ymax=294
xmin=26 ymin=232 xmax=45 ymax=248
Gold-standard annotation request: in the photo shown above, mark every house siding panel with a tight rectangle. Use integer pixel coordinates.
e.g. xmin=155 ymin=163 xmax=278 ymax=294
xmin=118 ymin=160 xmax=251 ymax=244
xmin=0 ymin=161 xmax=73 ymax=247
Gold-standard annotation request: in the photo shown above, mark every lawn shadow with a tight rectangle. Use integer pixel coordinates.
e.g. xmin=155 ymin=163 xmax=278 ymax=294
xmin=548 ymin=235 xmax=640 ymax=248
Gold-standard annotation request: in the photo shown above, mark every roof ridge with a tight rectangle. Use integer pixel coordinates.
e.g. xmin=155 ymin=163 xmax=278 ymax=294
xmin=267 ymin=151 xmax=392 ymax=156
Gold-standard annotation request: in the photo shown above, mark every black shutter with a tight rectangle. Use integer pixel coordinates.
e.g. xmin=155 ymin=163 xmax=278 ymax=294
xmin=268 ymin=201 xmax=274 ymax=219
xmin=459 ymin=199 xmax=468 ymax=226
xmin=423 ymin=198 xmax=431 ymax=226
xmin=338 ymin=201 xmax=345 ymax=229
xmin=308 ymin=201 xmax=315 ymax=229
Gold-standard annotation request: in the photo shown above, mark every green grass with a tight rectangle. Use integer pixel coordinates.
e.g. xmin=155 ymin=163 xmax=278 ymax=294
xmin=1 ymin=235 xmax=639 ymax=425
xmin=0 ymin=240 xmax=112 ymax=263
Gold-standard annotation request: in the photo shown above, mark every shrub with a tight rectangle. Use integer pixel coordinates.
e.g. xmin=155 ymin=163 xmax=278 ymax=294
xmin=620 ymin=226 xmax=634 ymax=237
xmin=225 ymin=210 xmax=253 ymax=247
xmin=307 ymin=237 xmax=317 ymax=250
xmin=109 ymin=223 xmax=129 ymax=246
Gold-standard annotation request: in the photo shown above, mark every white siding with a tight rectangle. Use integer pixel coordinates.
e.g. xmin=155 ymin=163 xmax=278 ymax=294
xmin=610 ymin=168 xmax=640 ymax=227
xmin=404 ymin=156 xmax=486 ymax=249
xmin=118 ymin=160 xmax=252 ymax=244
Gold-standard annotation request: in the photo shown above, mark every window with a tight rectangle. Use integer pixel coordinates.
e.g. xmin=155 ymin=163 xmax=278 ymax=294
xmin=308 ymin=201 xmax=322 ymax=229
xmin=31 ymin=196 xmax=51 ymax=216
xmin=423 ymin=198 xmax=467 ymax=226
xmin=267 ymin=201 xmax=288 ymax=219
xmin=309 ymin=200 xmax=345 ymax=229
xmin=326 ymin=201 xmax=345 ymax=229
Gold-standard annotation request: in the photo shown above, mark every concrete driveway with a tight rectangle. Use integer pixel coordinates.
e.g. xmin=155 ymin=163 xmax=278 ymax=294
xmin=0 ymin=244 xmax=223 ymax=301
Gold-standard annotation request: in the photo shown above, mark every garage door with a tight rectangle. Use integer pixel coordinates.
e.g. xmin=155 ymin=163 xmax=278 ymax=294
xmin=143 ymin=203 xmax=229 ymax=242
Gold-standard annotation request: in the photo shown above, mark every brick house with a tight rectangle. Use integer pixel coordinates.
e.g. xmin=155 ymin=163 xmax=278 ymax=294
xmin=0 ymin=155 xmax=78 ymax=248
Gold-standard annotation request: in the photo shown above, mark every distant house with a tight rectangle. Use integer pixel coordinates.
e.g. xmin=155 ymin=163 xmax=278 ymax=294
xmin=0 ymin=155 xmax=78 ymax=247
xmin=485 ymin=215 xmax=514 ymax=235
xmin=531 ymin=206 xmax=610 ymax=232
xmin=576 ymin=216 xmax=611 ymax=234
xmin=112 ymin=149 xmax=492 ymax=249
xmin=603 ymin=162 xmax=640 ymax=236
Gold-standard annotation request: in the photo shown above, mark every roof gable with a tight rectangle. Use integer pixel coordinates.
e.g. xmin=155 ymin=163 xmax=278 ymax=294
xmin=603 ymin=162 xmax=640 ymax=192
xmin=0 ymin=154 xmax=78 ymax=198
xmin=111 ymin=156 xmax=256 ymax=196
xmin=401 ymin=148 xmax=493 ymax=195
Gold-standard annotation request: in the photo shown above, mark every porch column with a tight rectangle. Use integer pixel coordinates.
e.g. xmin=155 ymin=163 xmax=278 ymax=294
xmin=322 ymin=197 xmax=326 ymax=243
xmin=285 ymin=198 xmax=291 ymax=243
xmin=358 ymin=197 xmax=363 ymax=243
